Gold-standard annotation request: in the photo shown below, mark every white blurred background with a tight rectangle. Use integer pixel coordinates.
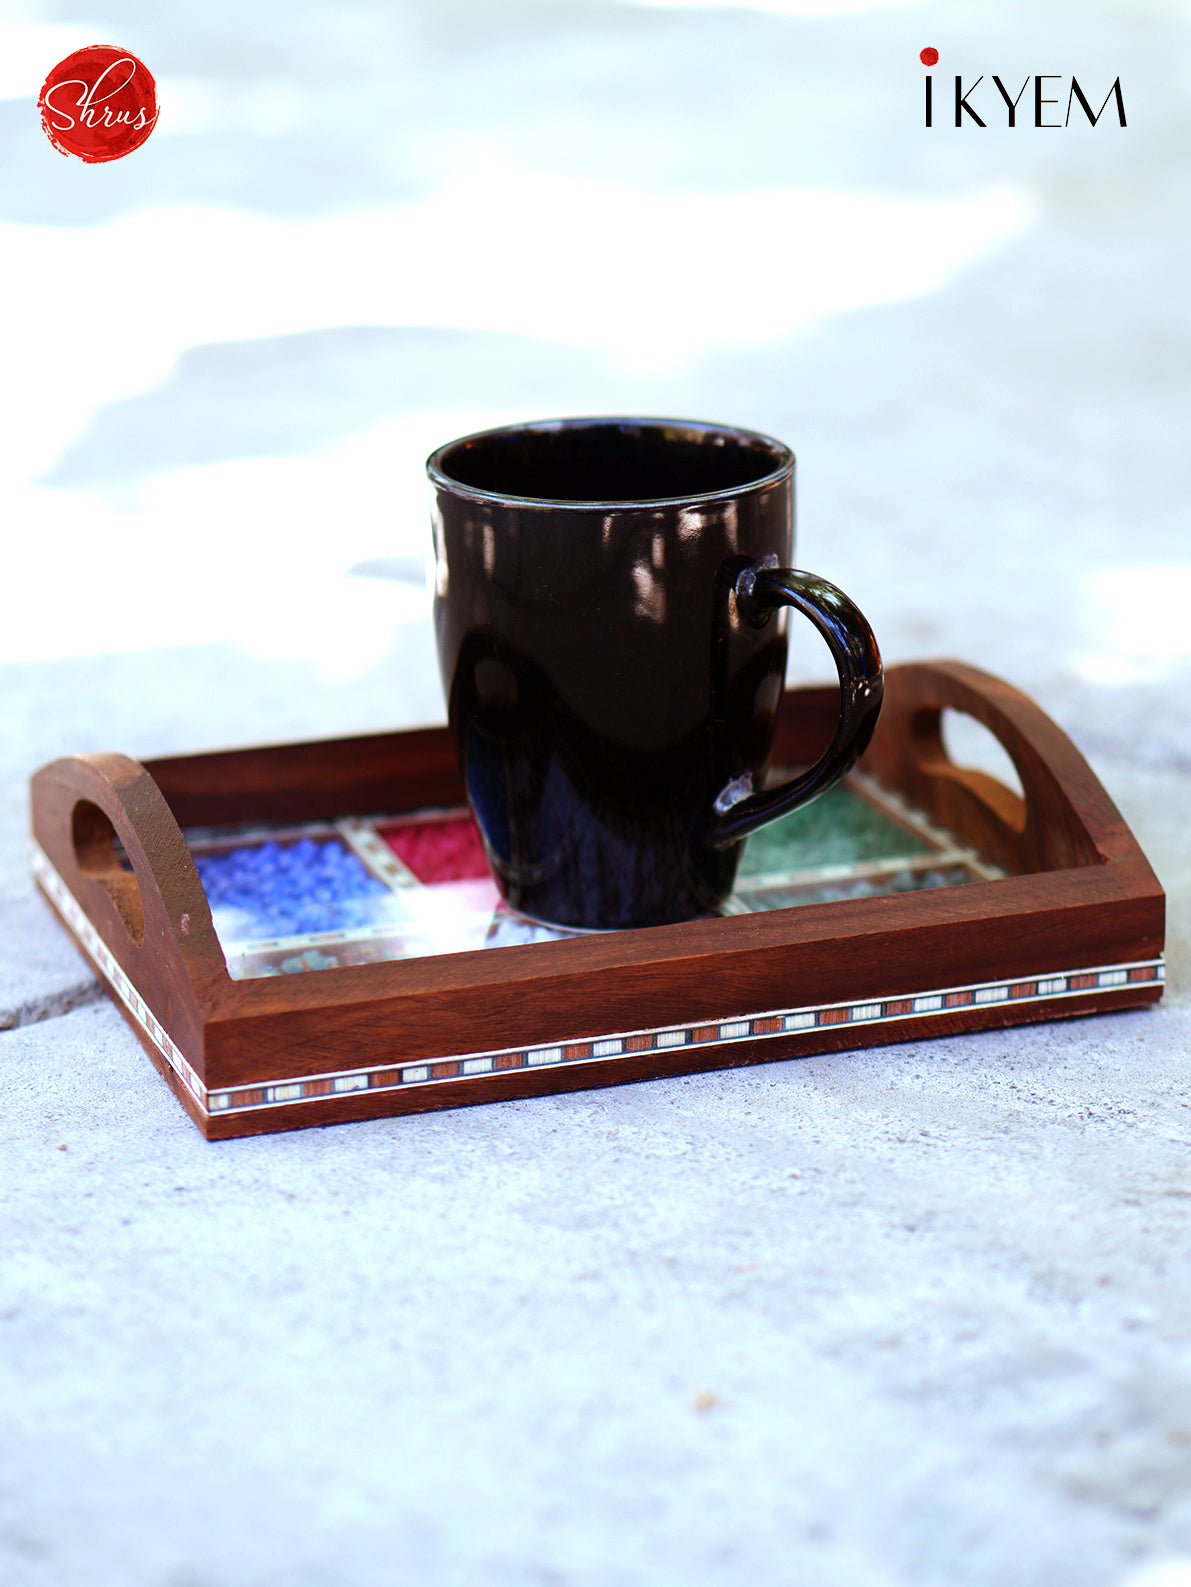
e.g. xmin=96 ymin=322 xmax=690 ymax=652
xmin=2 ymin=0 xmax=1189 ymax=775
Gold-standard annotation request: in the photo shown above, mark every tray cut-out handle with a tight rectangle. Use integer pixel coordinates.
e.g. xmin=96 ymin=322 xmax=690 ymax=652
xmin=937 ymin=708 xmax=1027 ymax=831
xmin=859 ymin=662 xmax=1118 ymax=876
xmin=31 ymin=753 xmax=231 ymax=1041
xmin=71 ymin=797 xmax=146 ymax=945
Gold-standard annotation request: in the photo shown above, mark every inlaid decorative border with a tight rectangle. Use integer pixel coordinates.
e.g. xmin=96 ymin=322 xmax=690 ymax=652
xmin=33 ymin=837 xmax=1164 ymax=1124
xmin=202 ymin=958 xmax=1163 ymax=1116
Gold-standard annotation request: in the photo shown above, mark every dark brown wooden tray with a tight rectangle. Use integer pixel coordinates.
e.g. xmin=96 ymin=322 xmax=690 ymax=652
xmin=30 ymin=661 xmax=1165 ymax=1140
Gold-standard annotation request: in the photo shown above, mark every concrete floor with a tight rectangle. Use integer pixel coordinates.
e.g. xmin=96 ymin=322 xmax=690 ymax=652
xmin=2 ymin=1 xmax=1189 ymax=1583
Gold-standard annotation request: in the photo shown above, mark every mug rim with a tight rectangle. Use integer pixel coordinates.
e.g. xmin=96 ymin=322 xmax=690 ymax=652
xmin=426 ymin=415 xmax=794 ymax=510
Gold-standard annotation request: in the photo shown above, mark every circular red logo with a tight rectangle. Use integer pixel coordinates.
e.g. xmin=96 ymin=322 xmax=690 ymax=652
xmin=919 ymin=47 xmax=939 ymax=67
xmin=38 ymin=44 xmax=157 ymax=163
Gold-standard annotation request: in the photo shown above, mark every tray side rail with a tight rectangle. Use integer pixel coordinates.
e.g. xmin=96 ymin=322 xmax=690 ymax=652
xmin=143 ymin=724 xmax=464 ymax=829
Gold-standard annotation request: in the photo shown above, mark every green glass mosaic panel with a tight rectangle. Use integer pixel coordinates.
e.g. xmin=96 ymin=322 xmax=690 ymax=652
xmin=736 ymin=782 xmax=932 ymax=878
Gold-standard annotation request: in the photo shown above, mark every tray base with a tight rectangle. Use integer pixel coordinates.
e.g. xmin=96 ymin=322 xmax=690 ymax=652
xmin=29 ymin=663 xmax=1167 ymax=1140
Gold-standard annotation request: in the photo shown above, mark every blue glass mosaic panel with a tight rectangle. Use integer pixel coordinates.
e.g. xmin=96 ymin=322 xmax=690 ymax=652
xmin=194 ymin=837 xmax=410 ymax=943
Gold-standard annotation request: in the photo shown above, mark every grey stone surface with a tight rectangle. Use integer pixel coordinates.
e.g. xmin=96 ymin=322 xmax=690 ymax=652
xmin=2 ymin=0 xmax=1189 ymax=1582
xmin=4 ymin=995 xmax=1191 ymax=1587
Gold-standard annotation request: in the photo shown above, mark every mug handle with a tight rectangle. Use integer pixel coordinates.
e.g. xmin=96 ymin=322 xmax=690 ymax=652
xmin=707 ymin=564 xmax=884 ymax=850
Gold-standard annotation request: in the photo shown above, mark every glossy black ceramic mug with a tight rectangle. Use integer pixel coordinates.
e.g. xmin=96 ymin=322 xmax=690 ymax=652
xmin=428 ymin=417 xmax=883 ymax=931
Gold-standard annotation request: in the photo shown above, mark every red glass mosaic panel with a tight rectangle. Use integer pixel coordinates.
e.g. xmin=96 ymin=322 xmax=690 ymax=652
xmin=376 ymin=816 xmax=492 ymax=883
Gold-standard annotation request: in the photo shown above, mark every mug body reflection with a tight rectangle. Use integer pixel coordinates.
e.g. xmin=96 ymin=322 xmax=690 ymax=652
xmin=429 ymin=417 xmax=882 ymax=931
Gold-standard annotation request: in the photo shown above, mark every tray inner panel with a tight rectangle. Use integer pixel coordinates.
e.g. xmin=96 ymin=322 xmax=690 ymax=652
xmin=179 ymin=773 xmax=1005 ymax=980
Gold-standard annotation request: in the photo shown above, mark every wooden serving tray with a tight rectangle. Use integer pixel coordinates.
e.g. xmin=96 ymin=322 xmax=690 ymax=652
xmin=30 ymin=662 xmax=1165 ymax=1140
